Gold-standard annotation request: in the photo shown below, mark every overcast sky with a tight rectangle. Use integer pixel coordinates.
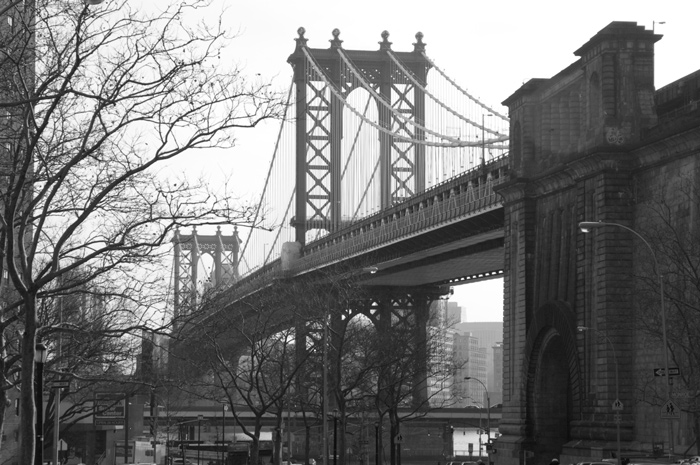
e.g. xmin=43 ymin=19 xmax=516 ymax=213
xmin=176 ymin=0 xmax=699 ymax=322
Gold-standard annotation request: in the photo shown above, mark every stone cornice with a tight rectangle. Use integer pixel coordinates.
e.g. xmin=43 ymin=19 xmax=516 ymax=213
xmin=496 ymin=122 xmax=699 ymax=205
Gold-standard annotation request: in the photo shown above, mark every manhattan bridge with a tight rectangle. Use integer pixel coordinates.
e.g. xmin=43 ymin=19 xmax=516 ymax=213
xmin=168 ymin=21 xmax=699 ymax=465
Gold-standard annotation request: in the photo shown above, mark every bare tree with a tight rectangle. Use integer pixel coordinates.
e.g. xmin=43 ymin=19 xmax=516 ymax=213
xmin=635 ymin=173 xmax=700 ymax=451
xmin=0 ymin=0 xmax=285 ymax=461
xmin=177 ymin=291 xmax=308 ymax=465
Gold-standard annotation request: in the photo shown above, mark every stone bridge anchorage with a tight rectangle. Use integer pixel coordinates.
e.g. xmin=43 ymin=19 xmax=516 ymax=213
xmin=495 ymin=21 xmax=700 ymax=465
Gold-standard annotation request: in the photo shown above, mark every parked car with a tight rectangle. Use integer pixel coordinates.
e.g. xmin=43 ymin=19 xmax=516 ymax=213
xmin=169 ymin=459 xmax=194 ymax=465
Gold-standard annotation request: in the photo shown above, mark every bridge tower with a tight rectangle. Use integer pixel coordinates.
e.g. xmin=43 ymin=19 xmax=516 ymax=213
xmin=496 ymin=21 xmax=679 ymax=464
xmin=287 ymin=28 xmax=430 ymax=244
xmin=172 ymin=227 xmax=241 ymax=322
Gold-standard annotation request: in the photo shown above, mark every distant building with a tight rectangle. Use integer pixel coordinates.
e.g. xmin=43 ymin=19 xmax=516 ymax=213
xmin=427 ymin=299 xmax=456 ymax=406
xmin=437 ymin=301 xmax=504 ymax=409
xmin=455 ymin=322 xmax=503 ymax=399
xmin=446 ymin=301 xmax=462 ymax=325
xmin=454 ymin=332 xmax=488 ymax=407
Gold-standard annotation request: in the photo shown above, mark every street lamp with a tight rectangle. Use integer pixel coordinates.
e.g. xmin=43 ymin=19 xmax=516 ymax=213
xmin=465 ymin=397 xmax=484 ymax=456
xmin=198 ymin=414 xmax=203 ymax=464
xmin=286 ymin=402 xmax=293 ymax=462
xmin=578 ymin=326 xmax=621 ymax=465
xmin=35 ymin=342 xmax=48 ymax=465
xmin=464 ymin=377 xmax=490 ymax=445
xmin=222 ymin=404 xmax=229 ymax=463
xmin=374 ymin=421 xmax=380 ymax=465
xmin=579 ymin=220 xmax=672 ymax=453
xmin=332 ymin=409 xmax=339 ymax=465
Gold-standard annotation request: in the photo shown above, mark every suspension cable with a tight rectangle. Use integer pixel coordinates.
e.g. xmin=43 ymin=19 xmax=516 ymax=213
xmin=421 ymin=52 xmax=509 ymax=121
xmin=239 ymin=77 xmax=294 ymax=262
xmin=302 ymin=47 xmax=506 ymax=148
xmin=336 ymin=47 xmax=464 ymax=146
xmin=388 ymin=50 xmax=506 ymax=137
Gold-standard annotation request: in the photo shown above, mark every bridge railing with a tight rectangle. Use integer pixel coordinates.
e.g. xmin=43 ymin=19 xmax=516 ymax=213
xmin=291 ymin=156 xmax=509 ymax=272
xmin=223 ymin=156 xmax=509 ymax=300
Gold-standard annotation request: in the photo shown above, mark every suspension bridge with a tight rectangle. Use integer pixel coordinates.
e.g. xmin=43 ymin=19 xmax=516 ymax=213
xmin=171 ymin=27 xmax=510 ymax=317
xmin=164 ymin=21 xmax=700 ymax=465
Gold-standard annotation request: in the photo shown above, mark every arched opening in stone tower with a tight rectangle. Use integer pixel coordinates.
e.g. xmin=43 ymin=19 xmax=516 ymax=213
xmin=532 ymin=332 xmax=571 ymax=461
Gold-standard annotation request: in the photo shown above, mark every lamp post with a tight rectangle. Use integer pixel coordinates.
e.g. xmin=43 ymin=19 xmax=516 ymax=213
xmin=465 ymin=397 xmax=484 ymax=456
xmin=35 ymin=342 xmax=48 ymax=465
xmin=464 ymin=377 xmax=490 ymax=445
xmin=332 ymin=409 xmax=339 ymax=465
xmin=374 ymin=422 xmax=380 ymax=465
xmin=198 ymin=414 xmax=203 ymax=464
xmin=222 ymin=404 xmax=228 ymax=464
xmin=322 ymin=316 xmax=329 ymax=465
xmin=286 ymin=402 xmax=292 ymax=462
xmin=181 ymin=422 xmax=186 ymax=463
xmin=578 ymin=326 xmax=621 ymax=465
xmin=579 ymin=220 xmax=672 ymax=453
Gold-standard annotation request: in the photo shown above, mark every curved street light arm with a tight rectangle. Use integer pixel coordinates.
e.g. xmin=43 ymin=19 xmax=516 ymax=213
xmin=579 ymin=220 xmax=672 ymax=455
xmin=465 ymin=377 xmax=491 ymax=445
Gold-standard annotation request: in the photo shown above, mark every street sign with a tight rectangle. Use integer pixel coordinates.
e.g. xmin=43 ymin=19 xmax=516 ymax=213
xmin=660 ymin=399 xmax=680 ymax=419
xmin=95 ymin=418 xmax=126 ymax=426
xmin=653 ymin=367 xmax=680 ymax=377
xmin=612 ymin=399 xmax=623 ymax=411
xmin=49 ymin=381 xmax=70 ymax=389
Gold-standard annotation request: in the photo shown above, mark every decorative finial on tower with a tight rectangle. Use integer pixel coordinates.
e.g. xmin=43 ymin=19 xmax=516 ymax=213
xmin=413 ymin=32 xmax=426 ymax=52
xmin=295 ymin=27 xmax=308 ymax=50
xmin=379 ymin=30 xmax=392 ymax=51
xmin=330 ymin=28 xmax=343 ymax=48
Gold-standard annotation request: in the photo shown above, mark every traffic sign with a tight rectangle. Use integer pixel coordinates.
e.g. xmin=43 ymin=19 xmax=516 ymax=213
xmin=613 ymin=413 xmax=622 ymax=424
xmin=394 ymin=433 xmax=403 ymax=444
xmin=654 ymin=367 xmax=680 ymax=377
xmin=660 ymin=399 xmax=680 ymax=419
xmin=612 ymin=399 xmax=623 ymax=411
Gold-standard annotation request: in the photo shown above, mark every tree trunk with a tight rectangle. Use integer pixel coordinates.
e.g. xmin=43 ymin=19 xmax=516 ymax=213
xmin=274 ymin=413 xmax=283 ymax=465
xmin=694 ymin=411 xmax=700 ymax=457
xmin=20 ymin=295 xmax=38 ymax=465
xmin=251 ymin=422 xmax=263 ymax=465
xmin=0 ymin=326 xmax=7 ymax=452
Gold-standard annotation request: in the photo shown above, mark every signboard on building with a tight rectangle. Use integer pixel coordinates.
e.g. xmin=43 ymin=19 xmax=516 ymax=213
xmin=94 ymin=393 xmax=126 ymax=426
xmin=114 ymin=441 xmax=134 ymax=462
